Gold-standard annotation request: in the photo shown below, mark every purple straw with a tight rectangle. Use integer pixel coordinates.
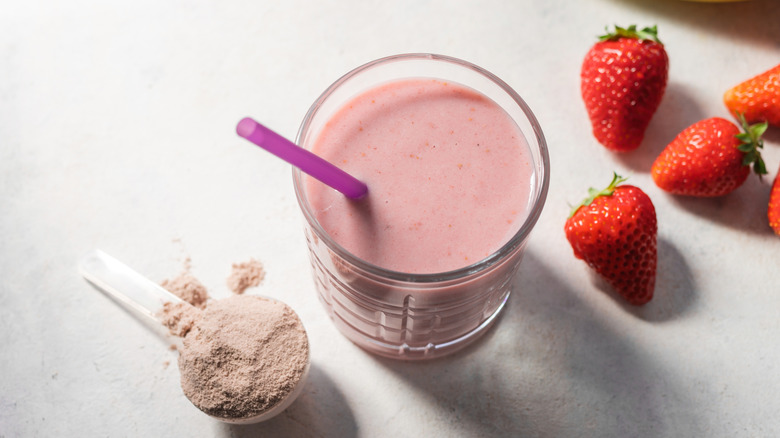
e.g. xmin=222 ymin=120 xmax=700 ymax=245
xmin=236 ymin=117 xmax=368 ymax=199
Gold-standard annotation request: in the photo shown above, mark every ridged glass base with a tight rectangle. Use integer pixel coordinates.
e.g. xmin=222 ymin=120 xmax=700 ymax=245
xmin=306 ymin=228 xmax=520 ymax=360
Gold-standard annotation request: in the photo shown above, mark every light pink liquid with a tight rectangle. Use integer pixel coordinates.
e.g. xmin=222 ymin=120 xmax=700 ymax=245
xmin=307 ymin=78 xmax=534 ymax=274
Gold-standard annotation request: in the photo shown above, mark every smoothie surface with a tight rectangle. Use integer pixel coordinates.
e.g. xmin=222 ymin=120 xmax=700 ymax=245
xmin=306 ymin=78 xmax=534 ymax=274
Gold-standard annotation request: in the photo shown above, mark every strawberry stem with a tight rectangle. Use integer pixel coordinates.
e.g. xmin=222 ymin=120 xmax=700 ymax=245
xmin=598 ymin=25 xmax=662 ymax=45
xmin=735 ymin=112 xmax=768 ymax=176
xmin=569 ymin=172 xmax=628 ymax=218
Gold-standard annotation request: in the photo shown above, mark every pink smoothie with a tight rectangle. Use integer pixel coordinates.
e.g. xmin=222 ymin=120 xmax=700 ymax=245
xmin=306 ymin=78 xmax=534 ymax=274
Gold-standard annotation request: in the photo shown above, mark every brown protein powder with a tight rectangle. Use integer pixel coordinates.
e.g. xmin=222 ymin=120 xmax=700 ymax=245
xmin=177 ymin=295 xmax=309 ymax=420
xmin=160 ymin=302 xmax=201 ymax=338
xmin=161 ymin=272 xmax=209 ymax=309
xmin=226 ymin=259 xmax=266 ymax=295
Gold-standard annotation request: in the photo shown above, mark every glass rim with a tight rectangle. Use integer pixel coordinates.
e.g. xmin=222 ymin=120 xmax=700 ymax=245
xmin=293 ymin=53 xmax=550 ymax=283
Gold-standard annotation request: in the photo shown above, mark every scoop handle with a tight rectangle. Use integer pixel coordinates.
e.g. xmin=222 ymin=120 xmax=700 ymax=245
xmin=79 ymin=249 xmax=184 ymax=324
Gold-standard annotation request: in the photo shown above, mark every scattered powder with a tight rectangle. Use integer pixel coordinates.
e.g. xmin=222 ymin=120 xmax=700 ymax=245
xmin=182 ymin=255 xmax=192 ymax=272
xmin=177 ymin=295 xmax=309 ymax=419
xmin=226 ymin=259 xmax=266 ymax=295
xmin=160 ymin=302 xmax=201 ymax=337
xmin=161 ymin=272 xmax=209 ymax=308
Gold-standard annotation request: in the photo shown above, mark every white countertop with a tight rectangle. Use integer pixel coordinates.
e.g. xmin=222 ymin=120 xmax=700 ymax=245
xmin=2 ymin=1 xmax=780 ymax=436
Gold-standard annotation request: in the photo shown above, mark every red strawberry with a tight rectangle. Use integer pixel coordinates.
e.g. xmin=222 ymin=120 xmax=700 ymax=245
xmin=769 ymin=165 xmax=780 ymax=235
xmin=651 ymin=115 xmax=767 ymax=197
xmin=724 ymin=63 xmax=780 ymax=127
xmin=581 ymin=25 xmax=669 ymax=152
xmin=565 ymin=173 xmax=657 ymax=305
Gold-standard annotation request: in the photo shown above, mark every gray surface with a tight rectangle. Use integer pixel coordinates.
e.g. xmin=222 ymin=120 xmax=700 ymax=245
xmin=2 ymin=0 xmax=780 ymax=436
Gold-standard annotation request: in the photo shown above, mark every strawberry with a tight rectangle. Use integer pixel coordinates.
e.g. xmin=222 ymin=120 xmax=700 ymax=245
xmin=724 ymin=63 xmax=780 ymax=127
xmin=581 ymin=25 xmax=669 ymax=152
xmin=769 ymin=164 xmax=780 ymax=235
xmin=651 ymin=114 xmax=767 ymax=197
xmin=565 ymin=173 xmax=657 ymax=305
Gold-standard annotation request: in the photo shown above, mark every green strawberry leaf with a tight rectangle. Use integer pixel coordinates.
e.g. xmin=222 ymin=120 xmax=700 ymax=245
xmin=635 ymin=25 xmax=661 ymax=42
xmin=568 ymin=172 xmax=628 ymax=218
xmin=735 ymin=112 xmax=768 ymax=176
xmin=736 ymin=143 xmax=753 ymax=152
xmin=750 ymin=121 xmax=769 ymax=139
xmin=755 ymin=156 xmax=768 ymax=175
xmin=598 ymin=24 xmax=662 ymax=44
xmin=742 ymin=150 xmax=757 ymax=166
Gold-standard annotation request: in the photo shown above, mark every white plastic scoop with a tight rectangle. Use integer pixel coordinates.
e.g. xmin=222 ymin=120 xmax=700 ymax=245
xmin=78 ymin=249 xmax=310 ymax=424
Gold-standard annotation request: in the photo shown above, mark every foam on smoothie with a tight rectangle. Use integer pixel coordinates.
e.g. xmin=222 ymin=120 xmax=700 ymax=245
xmin=306 ymin=78 xmax=534 ymax=274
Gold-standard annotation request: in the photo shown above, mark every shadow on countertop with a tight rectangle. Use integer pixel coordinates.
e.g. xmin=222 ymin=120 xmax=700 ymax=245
xmin=614 ymin=82 xmax=708 ymax=174
xmin=664 ymin=174 xmax=775 ymax=235
xmin=609 ymin=0 xmax=780 ymax=46
xmin=222 ymin=363 xmax=357 ymax=438
xmin=763 ymin=127 xmax=780 ymax=146
xmin=588 ymin=237 xmax=699 ymax=322
xmin=373 ymin=250 xmax=709 ymax=437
